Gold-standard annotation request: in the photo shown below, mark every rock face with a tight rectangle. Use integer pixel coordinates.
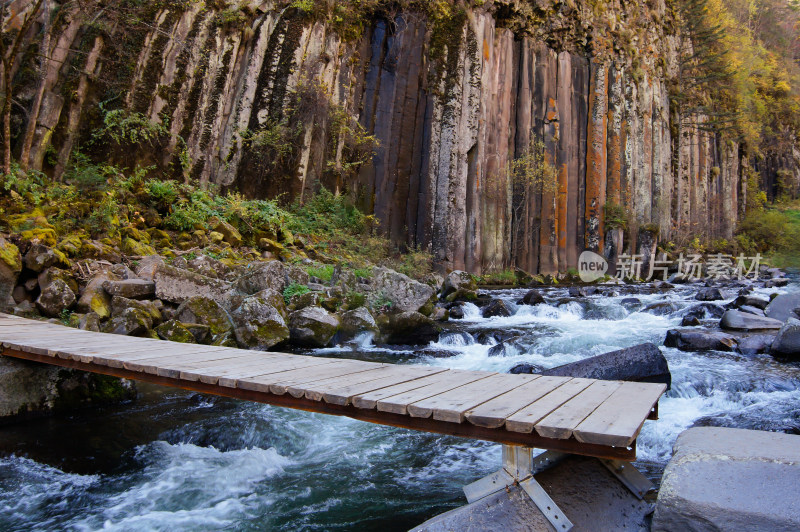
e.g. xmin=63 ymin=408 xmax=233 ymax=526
xmin=369 ymin=268 xmax=435 ymax=314
xmin=653 ymin=427 xmax=800 ymax=532
xmin=543 ymin=343 xmax=671 ymax=386
xmin=0 ymin=356 xmax=135 ymax=424
xmin=10 ymin=1 xmax=757 ymax=274
xmin=771 ymin=318 xmax=800 ymax=359
xmin=720 ymin=310 xmax=783 ymax=331
xmin=288 ymin=306 xmax=340 ymax=347
xmin=231 ymin=293 xmax=290 ymax=349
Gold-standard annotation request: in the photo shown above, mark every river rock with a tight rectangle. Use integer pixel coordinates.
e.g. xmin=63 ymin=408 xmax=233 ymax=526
xmin=652 ymin=427 xmax=800 ymax=532
xmin=643 ymin=301 xmax=680 ymax=316
xmin=517 ymin=289 xmax=545 ymax=306
xmin=680 ymin=315 xmax=701 ymax=326
xmin=734 ymin=295 xmax=770 ymax=310
xmin=764 ymin=278 xmax=790 ymax=288
xmin=664 ymin=329 xmax=736 ymax=352
xmin=441 ymin=270 xmax=477 ymax=299
xmin=543 ymin=343 xmax=671 ymax=386
xmin=448 ymin=304 xmax=465 ymax=320
xmin=508 ymin=363 xmax=542 ymax=374
xmin=695 ymin=287 xmax=723 ymax=301
xmin=770 ymin=318 xmax=800 ymax=359
xmin=736 ymin=334 xmax=774 ymax=355
xmin=233 ymin=260 xmax=287 ymax=295
xmin=103 ymin=279 xmax=155 ymax=299
xmin=488 ymin=339 xmax=524 ymax=357
xmin=481 ymin=299 xmax=513 ymax=318
xmin=174 ymin=296 xmax=233 ymax=336
xmin=288 ymin=306 xmax=340 ymax=347
xmin=339 ymin=307 xmax=379 ymax=341
xmin=720 ymin=310 xmax=783 ymax=331
xmin=378 ymin=311 xmax=442 ymax=344
xmin=370 ymin=267 xmax=435 ymax=314
xmin=154 ymin=264 xmax=239 ymax=309
xmin=155 ymin=320 xmax=197 ymax=343
xmin=35 ymin=279 xmax=76 ymax=318
xmin=765 ymin=293 xmax=800 ymax=322
xmin=738 ymin=304 xmax=765 ymax=316
xmin=683 ymin=302 xmax=725 ymax=320
xmin=231 ymin=292 xmax=290 ymax=349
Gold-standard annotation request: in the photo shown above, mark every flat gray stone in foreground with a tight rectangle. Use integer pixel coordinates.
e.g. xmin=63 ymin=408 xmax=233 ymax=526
xmin=412 ymin=456 xmax=651 ymax=532
xmin=653 ymin=427 xmax=800 ymax=532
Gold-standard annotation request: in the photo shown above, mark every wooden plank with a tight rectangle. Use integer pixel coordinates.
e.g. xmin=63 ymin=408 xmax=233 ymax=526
xmin=50 ymin=342 xmax=190 ymax=363
xmin=534 ymin=380 xmax=623 ymax=440
xmin=377 ymin=371 xmax=496 ymax=415
xmin=181 ymin=356 xmax=286 ymax=384
xmin=407 ymin=373 xmax=540 ymax=423
xmin=267 ymin=360 xmax=384 ymax=396
xmin=221 ymin=357 xmax=342 ymax=388
xmin=573 ymin=382 xmax=667 ymax=447
xmin=92 ymin=346 xmax=233 ymax=368
xmin=505 ymin=378 xmax=595 ymax=434
xmin=315 ymin=366 xmax=449 ymax=405
xmin=123 ymin=349 xmax=256 ymax=376
xmin=465 ymin=376 xmax=571 ymax=428
xmin=294 ymin=365 xmax=442 ymax=401
xmin=352 ymin=371 xmax=458 ymax=409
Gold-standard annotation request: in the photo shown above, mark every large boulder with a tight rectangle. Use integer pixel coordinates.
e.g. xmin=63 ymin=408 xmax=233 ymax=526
xmin=339 ymin=307 xmax=379 ymax=341
xmin=720 ymin=310 xmax=783 ymax=331
xmin=233 ymin=260 xmax=287 ymax=295
xmin=154 ymin=264 xmax=238 ymax=309
xmin=765 ymin=293 xmax=800 ymax=322
xmin=695 ymin=287 xmax=723 ymax=301
xmin=211 ymin=219 xmax=242 ymax=246
xmin=516 ymin=289 xmax=545 ymax=306
xmin=543 ymin=343 xmax=671 ymax=386
xmin=734 ymin=295 xmax=770 ymax=310
xmin=0 ymin=237 xmax=22 ymax=309
xmin=770 ymin=318 xmax=800 ymax=359
xmin=103 ymin=307 xmax=153 ymax=336
xmin=736 ymin=334 xmax=775 ymax=355
xmin=664 ymin=329 xmax=737 ymax=352
xmin=369 ymin=267 xmax=435 ymax=314
xmin=24 ymin=243 xmax=68 ymax=273
xmin=653 ymin=427 xmax=800 ymax=531
xmin=231 ymin=293 xmax=290 ymax=350
xmin=154 ymin=320 xmax=197 ymax=343
xmin=110 ymin=296 xmax=161 ymax=324
xmin=288 ymin=306 xmax=340 ymax=347
xmin=134 ymin=254 xmax=165 ymax=281
xmin=35 ymin=279 xmax=76 ymax=318
xmin=440 ymin=270 xmax=477 ymax=299
xmin=187 ymin=253 xmax=234 ymax=280
xmin=103 ymin=279 xmax=155 ymax=299
xmin=174 ymin=296 xmax=234 ymax=336
xmin=378 ymin=311 xmax=442 ymax=344
xmin=76 ymin=271 xmax=117 ymax=319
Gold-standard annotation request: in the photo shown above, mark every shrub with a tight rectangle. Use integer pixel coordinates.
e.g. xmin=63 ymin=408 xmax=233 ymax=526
xmin=306 ymin=264 xmax=334 ymax=281
xmin=283 ymin=282 xmax=311 ymax=304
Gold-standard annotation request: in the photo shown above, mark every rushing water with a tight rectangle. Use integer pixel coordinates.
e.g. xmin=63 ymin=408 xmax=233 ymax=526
xmin=2 ymin=281 xmax=800 ymax=531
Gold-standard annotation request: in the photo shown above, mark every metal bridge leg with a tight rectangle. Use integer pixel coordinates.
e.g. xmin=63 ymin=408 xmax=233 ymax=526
xmin=599 ymin=459 xmax=654 ymax=500
xmin=462 ymin=446 xmax=574 ymax=531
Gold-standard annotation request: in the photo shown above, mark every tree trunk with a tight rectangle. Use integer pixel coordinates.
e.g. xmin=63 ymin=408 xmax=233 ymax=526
xmin=20 ymin=0 xmax=51 ymax=171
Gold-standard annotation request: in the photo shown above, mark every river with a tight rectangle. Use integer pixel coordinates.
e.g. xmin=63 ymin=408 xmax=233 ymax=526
xmin=2 ymin=281 xmax=799 ymax=531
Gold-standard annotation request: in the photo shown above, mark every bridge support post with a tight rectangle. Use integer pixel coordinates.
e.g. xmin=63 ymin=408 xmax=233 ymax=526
xmin=463 ymin=446 xmax=654 ymax=531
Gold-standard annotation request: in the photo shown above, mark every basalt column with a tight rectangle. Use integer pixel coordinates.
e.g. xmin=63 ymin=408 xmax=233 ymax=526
xmin=585 ymin=61 xmax=608 ymax=253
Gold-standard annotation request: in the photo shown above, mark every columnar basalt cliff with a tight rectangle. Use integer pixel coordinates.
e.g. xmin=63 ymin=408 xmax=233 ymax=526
xmin=7 ymin=0 xmax=788 ymax=273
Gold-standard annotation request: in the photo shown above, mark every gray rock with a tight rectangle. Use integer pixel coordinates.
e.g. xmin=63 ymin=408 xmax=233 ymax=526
xmin=695 ymin=287 xmax=723 ymax=301
xmin=0 ymin=237 xmax=22 ymax=309
xmin=488 ymin=339 xmax=525 ymax=357
xmin=155 ymin=320 xmax=197 ymax=343
xmin=12 ymin=300 xmax=38 ymax=318
xmin=103 ymin=307 xmax=153 ymax=336
xmin=441 ymin=270 xmax=477 ymax=298
xmin=481 ymin=299 xmax=513 ymax=318
xmin=734 ymin=295 xmax=770 ymax=310
xmin=76 ymin=271 xmax=117 ymax=319
xmin=448 ymin=304 xmax=465 ymax=320
xmin=370 ymin=267 xmax=435 ymax=314
xmin=174 ymin=296 xmax=234 ymax=336
xmin=288 ymin=306 xmax=340 ymax=347
xmin=233 ymin=260 xmax=287 ymax=295
xmin=24 ymin=243 xmax=64 ymax=273
xmin=37 ymin=268 xmax=78 ymax=294
xmin=683 ymin=302 xmax=725 ymax=320
xmin=414 ymin=455 xmax=651 ymax=532
xmin=736 ymin=334 xmax=774 ymax=355
xmin=764 ymin=278 xmax=790 ymax=288
xmin=544 ymin=343 xmax=671 ymax=386
xmin=738 ymin=304 xmax=765 ymax=316
xmin=78 ymin=312 xmax=101 ymax=332
xmin=134 ymin=254 xmax=165 ymax=281
xmin=110 ymin=296 xmax=161 ymax=324
xmin=765 ymin=293 xmax=800 ymax=322
xmin=378 ymin=311 xmax=442 ymax=344
xmin=35 ymin=279 xmax=76 ymax=318
xmin=720 ymin=310 xmax=783 ymax=331
xmin=231 ymin=292 xmax=290 ymax=349
xmin=771 ymin=318 xmax=800 ymax=359
xmin=339 ymin=307 xmax=379 ymax=341
xmin=643 ymin=301 xmax=680 ymax=315
xmin=154 ymin=264 xmax=239 ymax=309
xmin=517 ymin=289 xmax=545 ymax=306
xmin=665 ymin=329 xmax=736 ymax=352
xmin=681 ymin=315 xmax=701 ymax=326
xmin=103 ymin=279 xmax=155 ymax=299
xmin=508 ymin=363 xmax=541 ymax=374
xmin=187 ymin=254 xmax=233 ymax=280
xmin=652 ymin=427 xmax=800 ymax=532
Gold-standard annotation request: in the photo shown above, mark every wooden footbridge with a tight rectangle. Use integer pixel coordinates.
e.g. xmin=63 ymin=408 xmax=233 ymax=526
xmin=0 ymin=313 xmax=666 ymax=530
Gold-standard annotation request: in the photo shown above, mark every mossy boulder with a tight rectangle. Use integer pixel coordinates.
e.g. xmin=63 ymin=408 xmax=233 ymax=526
xmin=155 ymin=320 xmax=197 ymax=343
xmin=231 ymin=292 xmax=290 ymax=350
xmin=111 ymin=296 xmax=162 ymax=324
xmin=24 ymin=243 xmax=69 ymax=272
xmin=78 ymin=312 xmax=102 ymax=332
xmin=187 ymin=254 xmax=234 ymax=280
xmin=258 ymin=238 xmax=284 ymax=255
xmin=103 ymin=307 xmax=153 ymax=336
xmin=77 ymin=272 xmax=117 ymax=319
xmin=445 ymin=288 xmax=478 ymax=303
xmin=441 ymin=270 xmax=477 ymax=298
xmin=211 ymin=219 xmax=242 ymax=246
xmin=288 ymin=306 xmax=340 ymax=347
xmin=233 ymin=260 xmax=287 ymax=295
xmin=369 ymin=267 xmax=436 ymax=314
xmin=121 ymin=237 xmax=157 ymax=256
xmin=56 ymin=234 xmax=84 ymax=257
xmin=35 ymin=279 xmax=76 ymax=318
xmin=339 ymin=307 xmax=379 ymax=341
xmin=288 ymin=291 xmax=322 ymax=312
xmin=175 ymin=296 xmax=234 ymax=336
xmin=0 ymin=237 xmax=22 ymax=309
xmin=38 ymin=267 xmax=79 ymax=294
xmin=20 ymin=228 xmax=58 ymax=247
